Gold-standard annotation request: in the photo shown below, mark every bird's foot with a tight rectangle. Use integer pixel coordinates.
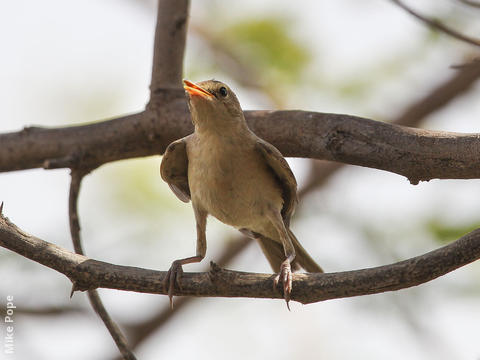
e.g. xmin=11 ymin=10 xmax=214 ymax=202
xmin=274 ymin=259 xmax=293 ymax=310
xmin=164 ymin=260 xmax=184 ymax=308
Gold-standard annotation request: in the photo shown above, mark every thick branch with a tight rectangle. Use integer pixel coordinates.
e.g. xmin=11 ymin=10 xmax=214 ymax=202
xmin=300 ymin=56 xmax=480 ymax=196
xmin=1 ymin=104 xmax=480 ymax=183
xmin=149 ymin=0 xmax=189 ymax=93
xmin=0 ymin=112 xmax=147 ymax=171
xmin=246 ymin=111 xmax=480 ymax=184
xmin=1 ymin=214 xmax=479 ymax=305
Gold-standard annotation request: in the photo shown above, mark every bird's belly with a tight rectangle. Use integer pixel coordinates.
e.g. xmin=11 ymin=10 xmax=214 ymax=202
xmin=188 ymin=151 xmax=282 ymax=231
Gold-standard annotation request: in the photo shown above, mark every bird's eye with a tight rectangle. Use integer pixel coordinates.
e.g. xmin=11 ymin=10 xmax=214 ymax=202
xmin=219 ymin=86 xmax=228 ymax=97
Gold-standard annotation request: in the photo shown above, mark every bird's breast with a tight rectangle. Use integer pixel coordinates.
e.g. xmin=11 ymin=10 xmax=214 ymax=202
xmin=187 ymin=137 xmax=283 ymax=230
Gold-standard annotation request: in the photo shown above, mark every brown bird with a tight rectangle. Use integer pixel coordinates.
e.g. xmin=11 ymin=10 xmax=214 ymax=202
xmin=160 ymin=79 xmax=323 ymax=308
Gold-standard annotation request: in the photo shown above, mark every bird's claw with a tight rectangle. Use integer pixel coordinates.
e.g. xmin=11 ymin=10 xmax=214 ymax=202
xmin=274 ymin=259 xmax=293 ymax=310
xmin=164 ymin=260 xmax=184 ymax=308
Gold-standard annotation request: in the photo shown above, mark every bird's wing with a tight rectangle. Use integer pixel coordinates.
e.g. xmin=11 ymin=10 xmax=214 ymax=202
xmin=255 ymin=140 xmax=298 ymax=224
xmin=160 ymin=136 xmax=191 ymax=203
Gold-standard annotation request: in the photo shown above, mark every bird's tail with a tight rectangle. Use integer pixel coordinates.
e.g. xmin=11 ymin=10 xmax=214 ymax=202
xmin=256 ymin=229 xmax=323 ymax=273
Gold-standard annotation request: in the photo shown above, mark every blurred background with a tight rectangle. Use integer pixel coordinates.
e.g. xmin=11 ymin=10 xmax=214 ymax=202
xmin=1 ymin=0 xmax=480 ymax=359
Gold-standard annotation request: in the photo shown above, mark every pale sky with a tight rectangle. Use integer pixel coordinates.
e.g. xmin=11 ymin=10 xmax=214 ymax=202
xmin=1 ymin=1 xmax=480 ymax=360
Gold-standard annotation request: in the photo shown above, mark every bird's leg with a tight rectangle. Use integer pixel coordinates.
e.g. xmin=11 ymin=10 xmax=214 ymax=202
xmin=164 ymin=205 xmax=207 ymax=308
xmin=275 ymin=254 xmax=295 ymax=310
xmin=267 ymin=209 xmax=296 ymax=310
xmin=164 ymin=255 xmax=202 ymax=308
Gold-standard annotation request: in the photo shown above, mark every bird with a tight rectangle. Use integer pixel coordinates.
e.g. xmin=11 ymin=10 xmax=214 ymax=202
xmin=160 ymin=79 xmax=323 ymax=308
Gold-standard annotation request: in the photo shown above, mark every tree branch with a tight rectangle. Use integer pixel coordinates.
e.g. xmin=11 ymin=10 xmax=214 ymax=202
xmin=121 ymin=237 xmax=253 ymax=352
xmin=0 ymin=303 xmax=83 ymax=317
xmin=107 ymin=56 xmax=480 ymax=350
xmin=457 ymin=0 xmax=480 ymax=8
xmin=1 ymin=104 xmax=480 ymax=183
xmin=391 ymin=0 xmax=480 ymax=47
xmin=1 ymin=213 xmax=479 ymax=305
xmin=149 ymin=0 xmax=189 ymax=94
xmin=0 ymin=112 xmax=147 ymax=171
xmin=246 ymin=110 xmax=480 ymax=184
xmin=120 ymin=161 xmax=339 ymax=352
xmin=393 ymin=56 xmax=480 ymax=127
xmin=69 ymin=171 xmax=136 ymax=360
xmin=300 ymin=54 xmax=480 ymax=196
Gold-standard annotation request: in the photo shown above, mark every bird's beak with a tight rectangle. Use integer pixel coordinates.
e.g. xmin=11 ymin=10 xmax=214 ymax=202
xmin=183 ymin=80 xmax=213 ymax=98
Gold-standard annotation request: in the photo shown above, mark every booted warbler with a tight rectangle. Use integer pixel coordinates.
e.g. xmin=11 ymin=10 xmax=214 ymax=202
xmin=161 ymin=79 xmax=323 ymax=307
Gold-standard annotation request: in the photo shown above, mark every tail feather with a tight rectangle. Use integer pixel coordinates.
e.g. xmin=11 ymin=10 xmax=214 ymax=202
xmin=287 ymin=229 xmax=323 ymax=273
xmin=255 ymin=230 xmax=323 ymax=273
xmin=256 ymin=236 xmax=297 ymax=272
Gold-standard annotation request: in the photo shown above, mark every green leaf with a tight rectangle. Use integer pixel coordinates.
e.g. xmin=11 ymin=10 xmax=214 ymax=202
xmin=223 ymin=18 xmax=311 ymax=83
xmin=427 ymin=220 xmax=480 ymax=244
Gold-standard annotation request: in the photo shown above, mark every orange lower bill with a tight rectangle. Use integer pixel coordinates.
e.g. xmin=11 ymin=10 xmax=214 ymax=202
xmin=183 ymin=80 xmax=213 ymax=98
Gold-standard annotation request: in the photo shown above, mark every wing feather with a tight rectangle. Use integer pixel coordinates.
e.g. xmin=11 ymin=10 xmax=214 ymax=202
xmin=160 ymin=137 xmax=191 ymax=203
xmin=255 ymin=140 xmax=297 ymax=224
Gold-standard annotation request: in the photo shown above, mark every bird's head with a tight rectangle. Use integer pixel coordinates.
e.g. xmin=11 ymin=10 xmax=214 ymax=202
xmin=183 ymin=79 xmax=245 ymax=131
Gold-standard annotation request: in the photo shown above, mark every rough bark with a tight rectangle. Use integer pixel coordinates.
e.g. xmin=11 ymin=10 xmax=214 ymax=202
xmin=149 ymin=0 xmax=189 ymax=93
xmin=1 ymin=105 xmax=479 ymax=184
xmin=2 ymin=214 xmax=479 ymax=305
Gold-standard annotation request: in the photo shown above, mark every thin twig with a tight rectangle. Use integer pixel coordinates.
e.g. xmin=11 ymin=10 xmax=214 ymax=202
xmin=1 ymin=214 xmax=479 ymax=304
xmin=457 ymin=0 xmax=480 ymax=8
xmin=0 ymin=303 xmax=83 ymax=317
xmin=69 ymin=170 xmax=87 ymax=254
xmin=391 ymin=55 xmax=480 ymax=127
xmin=391 ymin=0 xmax=480 ymax=47
xmin=69 ymin=170 xmax=137 ymax=360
